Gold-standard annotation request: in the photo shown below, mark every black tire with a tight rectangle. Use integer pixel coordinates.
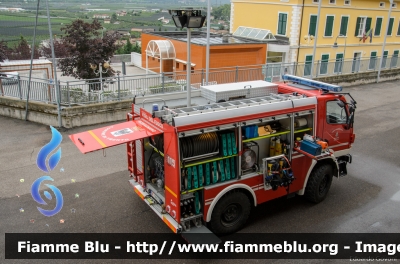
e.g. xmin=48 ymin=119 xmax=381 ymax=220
xmin=210 ymin=191 xmax=251 ymax=234
xmin=305 ymin=163 xmax=333 ymax=203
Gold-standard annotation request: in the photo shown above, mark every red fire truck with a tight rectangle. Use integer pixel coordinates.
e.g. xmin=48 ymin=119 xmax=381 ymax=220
xmin=70 ymin=75 xmax=356 ymax=237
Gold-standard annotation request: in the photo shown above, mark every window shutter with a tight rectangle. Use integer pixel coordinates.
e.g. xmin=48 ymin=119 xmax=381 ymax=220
xmin=355 ymin=17 xmax=361 ymax=36
xmin=375 ymin=18 xmax=382 ymax=36
xmin=334 ymin=54 xmax=344 ymax=73
xmin=336 ymin=54 xmax=344 ymax=60
xmin=397 ymin=21 xmax=400 ymax=35
xmin=304 ymin=55 xmax=313 ymax=76
xmin=366 ymin=17 xmax=372 ymax=32
xmin=278 ymin=14 xmax=282 ymax=34
xmin=309 ymin=15 xmax=317 ymax=36
xmin=340 ymin=17 xmax=348 ymax=35
xmin=321 ymin=54 xmax=329 ymax=62
xmin=278 ymin=13 xmax=287 ymax=35
xmin=325 ymin=16 xmax=334 ymax=36
xmin=388 ymin=18 xmax=394 ymax=35
xmin=369 ymin=52 xmax=377 ymax=70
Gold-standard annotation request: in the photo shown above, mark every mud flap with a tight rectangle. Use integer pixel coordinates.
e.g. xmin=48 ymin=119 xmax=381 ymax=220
xmin=181 ymin=226 xmax=221 ymax=244
xmin=338 ymin=154 xmax=352 ymax=177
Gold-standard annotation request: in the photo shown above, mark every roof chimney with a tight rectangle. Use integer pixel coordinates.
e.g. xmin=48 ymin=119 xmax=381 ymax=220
xmin=222 ymin=34 xmax=230 ymax=43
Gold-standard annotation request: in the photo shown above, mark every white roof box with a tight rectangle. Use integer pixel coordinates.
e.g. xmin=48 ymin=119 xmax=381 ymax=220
xmin=201 ymin=80 xmax=278 ymax=103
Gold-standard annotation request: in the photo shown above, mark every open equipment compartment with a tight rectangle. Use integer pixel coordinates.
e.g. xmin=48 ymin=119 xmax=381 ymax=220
xmin=178 ymin=125 xmax=239 ymax=231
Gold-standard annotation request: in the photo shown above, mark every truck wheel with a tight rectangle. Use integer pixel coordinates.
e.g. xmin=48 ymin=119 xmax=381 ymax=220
xmin=305 ymin=164 xmax=333 ymax=203
xmin=210 ymin=191 xmax=251 ymax=234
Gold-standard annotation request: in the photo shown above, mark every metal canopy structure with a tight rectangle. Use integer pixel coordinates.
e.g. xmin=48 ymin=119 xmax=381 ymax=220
xmin=145 ymin=40 xmax=176 ymax=73
xmin=233 ymin=26 xmax=276 ymax=41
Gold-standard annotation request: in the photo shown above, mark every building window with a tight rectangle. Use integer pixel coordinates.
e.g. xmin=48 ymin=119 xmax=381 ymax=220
xmin=369 ymin=51 xmax=377 ymax=70
xmin=344 ymin=0 xmax=351 ymax=5
xmin=312 ymin=0 xmax=319 ymax=3
xmin=392 ymin=3 xmax=397 ymax=8
xmin=340 ymin=16 xmax=349 ymax=36
xmin=387 ymin=17 xmax=394 ymax=35
xmin=397 ymin=20 xmax=400 ymax=36
xmin=304 ymin=55 xmax=313 ymax=76
xmin=309 ymin=15 xmax=317 ymax=36
xmin=325 ymin=16 xmax=334 ymax=37
xmin=329 ymin=0 xmax=336 ymax=4
xmin=382 ymin=51 xmax=388 ymax=69
xmin=390 ymin=50 xmax=399 ymax=68
xmin=355 ymin=17 xmax=371 ymax=37
xmin=334 ymin=53 xmax=344 ymax=73
xmin=379 ymin=2 xmax=385 ymax=8
xmin=320 ymin=54 xmax=329 ymax=75
xmin=277 ymin=13 xmax=288 ymax=35
xmin=375 ymin=17 xmax=383 ymax=36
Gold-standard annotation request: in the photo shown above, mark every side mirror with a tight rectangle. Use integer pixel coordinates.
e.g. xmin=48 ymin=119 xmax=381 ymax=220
xmin=346 ymin=112 xmax=354 ymax=129
xmin=345 ymin=105 xmax=355 ymax=129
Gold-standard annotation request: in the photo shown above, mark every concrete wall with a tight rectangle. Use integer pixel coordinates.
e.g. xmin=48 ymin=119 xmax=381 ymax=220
xmin=0 ymin=97 xmax=132 ymax=128
xmin=1 ymin=67 xmax=399 ymax=128
xmin=131 ymin=52 xmax=142 ymax=67
xmin=315 ymin=68 xmax=400 ymax=87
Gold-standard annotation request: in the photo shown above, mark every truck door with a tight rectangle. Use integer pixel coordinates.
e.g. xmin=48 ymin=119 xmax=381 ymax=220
xmin=322 ymin=99 xmax=352 ymax=151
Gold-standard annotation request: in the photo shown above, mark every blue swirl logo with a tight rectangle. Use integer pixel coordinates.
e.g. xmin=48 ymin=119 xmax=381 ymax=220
xmin=37 ymin=126 xmax=62 ymax=173
xmin=31 ymin=176 xmax=63 ymax=217
xmin=32 ymin=126 xmax=63 ymax=217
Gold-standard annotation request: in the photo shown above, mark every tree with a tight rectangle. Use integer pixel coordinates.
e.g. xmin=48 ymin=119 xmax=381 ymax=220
xmin=115 ymin=39 xmax=141 ymax=54
xmin=212 ymin=4 xmax=231 ymax=21
xmin=8 ymin=35 xmax=39 ymax=60
xmin=132 ymin=42 xmax=141 ymax=54
xmin=111 ymin=13 xmax=118 ymax=23
xmin=58 ymin=19 xmax=121 ymax=82
xmin=0 ymin=41 xmax=10 ymax=62
xmin=123 ymin=39 xmax=133 ymax=54
xmin=39 ymin=38 xmax=69 ymax=59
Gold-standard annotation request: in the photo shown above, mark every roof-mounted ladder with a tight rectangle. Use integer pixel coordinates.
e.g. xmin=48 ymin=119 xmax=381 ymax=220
xmin=282 ymin=74 xmax=343 ymax=92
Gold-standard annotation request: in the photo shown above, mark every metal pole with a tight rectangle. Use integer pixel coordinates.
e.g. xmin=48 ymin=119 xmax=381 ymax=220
xmin=187 ymin=28 xmax=191 ymax=107
xmin=311 ymin=0 xmax=322 ymax=79
xmin=235 ymin=66 xmax=239 ymax=82
xmin=161 ymin=72 xmax=165 ymax=93
xmin=99 ymin=63 xmax=103 ymax=94
xmin=342 ymin=36 xmax=347 ymax=74
xmin=377 ymin=0 xmax=393 ymax=83
xmin=25 ymin=0 xmax=40 ymax=121
xmin=117 ymin=72 xmax=121 ymax=100
xmin=205 ymin=0 xmax=211 ymax=85
xmin=17 ymin=75 xmax=22 ymax=100
xmin=45 ymin=0 xmax=62 ymax=127
xmin=146 ymin=52 xmax=148 ymax=74
xmin=67 ymin=81 xmax=70 ymax=107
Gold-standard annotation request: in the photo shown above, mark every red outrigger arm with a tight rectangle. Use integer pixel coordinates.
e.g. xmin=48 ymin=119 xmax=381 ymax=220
xmin=69 ymin=120 xmax=162 ymax=154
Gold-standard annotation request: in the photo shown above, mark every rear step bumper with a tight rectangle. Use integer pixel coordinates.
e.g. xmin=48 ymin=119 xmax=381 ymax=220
xmin=129 ymin=180 xmax=181 ymax=233
xmin=129 ymin=180 xmax=221 ymax=244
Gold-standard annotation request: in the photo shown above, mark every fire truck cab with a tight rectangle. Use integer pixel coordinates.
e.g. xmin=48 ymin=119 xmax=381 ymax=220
xmin=70 ymin=75 xmax=356 ymax=238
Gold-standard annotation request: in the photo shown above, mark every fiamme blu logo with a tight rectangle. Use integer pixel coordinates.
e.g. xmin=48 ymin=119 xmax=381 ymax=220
xmin=31 ymin=126 xmax=63 ymax=217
